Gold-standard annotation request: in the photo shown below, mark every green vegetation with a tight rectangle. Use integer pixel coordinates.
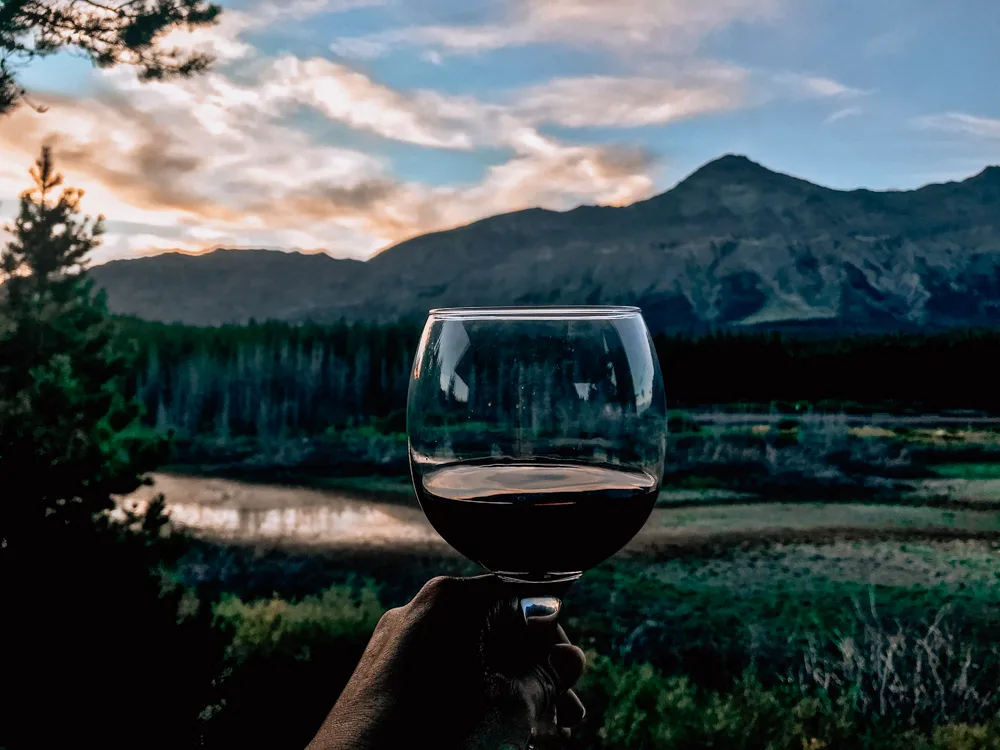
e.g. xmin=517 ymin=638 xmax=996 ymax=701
xmin=0 ymin=149 xmax=223 ymax=749
xmin=650 ymin=503 xmax=1000 ymax=534
xmin=119 ymin=321 xmax=1000 ymax=474
xmin=577 ymin=658 xmax=1000 ymax=750
xmin=659 ymin=330 xmax=1000 ymax=413
xmin=167 ymin=552 xmax=1000 ymax=749
xmin=0 ymin=146 xmax=168 ymax=551
xmin=933 ymin=463 xmax=1000 ymax=480
xmin=203 ymin=586 xmax=385 ymax=748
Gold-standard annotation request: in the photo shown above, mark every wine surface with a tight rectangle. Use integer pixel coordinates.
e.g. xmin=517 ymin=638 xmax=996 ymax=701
xmin=417 ymin=460 xmax=658 ymax=580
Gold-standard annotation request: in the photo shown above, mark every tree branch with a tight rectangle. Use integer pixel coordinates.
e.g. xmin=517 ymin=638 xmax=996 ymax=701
xmin=76 ymin=0 xmax=144 ymax=15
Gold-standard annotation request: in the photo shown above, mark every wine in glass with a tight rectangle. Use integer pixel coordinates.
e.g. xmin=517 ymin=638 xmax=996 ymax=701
xmin=407 ymin=306 xmax=667 ymax=593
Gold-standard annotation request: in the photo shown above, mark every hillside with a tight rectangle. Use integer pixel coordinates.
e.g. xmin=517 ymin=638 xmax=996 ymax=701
xmin=92 ymin=249 xmax=363 ymax=326
xmin=91 ymin=154 xmax=1000 ymax=332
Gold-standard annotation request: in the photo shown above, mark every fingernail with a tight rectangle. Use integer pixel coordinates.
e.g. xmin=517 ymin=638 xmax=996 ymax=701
xmin=521 ymin=597 xmax=560 ymax=622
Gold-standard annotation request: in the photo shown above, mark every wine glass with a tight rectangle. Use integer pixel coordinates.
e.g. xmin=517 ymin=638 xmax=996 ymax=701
xmin=407 ymin=306 xmax=667 ymax=612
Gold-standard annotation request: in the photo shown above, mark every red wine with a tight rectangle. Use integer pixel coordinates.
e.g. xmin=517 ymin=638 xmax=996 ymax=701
xmin=417 ymin=460 xmax=659 ymax=581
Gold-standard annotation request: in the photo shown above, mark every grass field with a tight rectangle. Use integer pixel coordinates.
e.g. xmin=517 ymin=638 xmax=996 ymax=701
xmin=648 ymin=502 xmax=1000 ymax=534
xmin=641 ymin=539 xmax=1000 ymax=592
xmin=155 ymin=414 xmax=1000 ymax=748
xmin=931 ymin=462 xmax=1000 ymax=479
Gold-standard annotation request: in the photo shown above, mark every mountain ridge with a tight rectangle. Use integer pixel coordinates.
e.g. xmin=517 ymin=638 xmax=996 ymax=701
xmin=90 ymin=154 xmax=1000 ymax=332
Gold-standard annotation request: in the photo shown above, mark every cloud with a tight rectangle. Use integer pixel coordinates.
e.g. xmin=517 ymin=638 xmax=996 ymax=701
xmin=865 ymin=27 xmax=913 ymax=58
xmin=772 ymin=73 xmax=866 ymax=99
xmin=506 ymin=66 xmax=865 ymax=132
xmin=824 ymin=105 xmax=863 ymax=125
xmin=0 ymin=59 xmax=659 ymax=263
xmin=0 ymin=78 xmax=393 ymax=260
xmin=421 ymin=50 xmax=445 ymax=66
xmin=161 ymin=0 xmax=387 ymax=62
xmin=915 ymin=112 xmax=1000 ymax=139
xmin=513 ymin=67 xmax=748 ymax=128
xmin=465 ymin=140 xmax=656 ymax=212
xmin=261 ymin=57 xmax=482 ymax=149
xmin=277 ymin=0 xmax=387 ymax=16
xmin=330 ymin=37 xmax=391 ymax=60
xmin=1 ymin=92 xmax=212 ymax=219
xmin=332 ymin=0 xmax=781 ymax=59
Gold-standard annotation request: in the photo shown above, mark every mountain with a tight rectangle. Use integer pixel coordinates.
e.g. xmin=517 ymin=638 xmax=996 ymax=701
xmin=91 ymin=155 xmax=1000 ymax=332
xmin=92 ymin=248 xmax=363 ymax=326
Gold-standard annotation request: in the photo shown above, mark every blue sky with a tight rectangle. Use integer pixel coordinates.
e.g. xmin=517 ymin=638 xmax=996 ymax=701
xmin=2 ymin=0 xmax=998 ymax=263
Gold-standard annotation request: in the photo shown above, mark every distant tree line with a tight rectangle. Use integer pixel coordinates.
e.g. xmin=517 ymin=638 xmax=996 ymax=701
xmin=122 ymin=321 xmax=1000 ymax=440
xmin=658 ymin=328 xmax=1000 ymax=412
xmin=123 ymin=319 xmax=419 ymax=440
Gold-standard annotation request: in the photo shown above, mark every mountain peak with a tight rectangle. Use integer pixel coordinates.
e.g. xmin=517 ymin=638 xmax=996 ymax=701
xmin=700 ymin=153 xmax=768 ymax=172
xmin=675 ymin=153 xmax=787 ymax=187
xmin=712 ymin=153 xmax=760 ymax=167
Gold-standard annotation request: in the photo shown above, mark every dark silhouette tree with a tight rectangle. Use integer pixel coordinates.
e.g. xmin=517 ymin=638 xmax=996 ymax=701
xmin=0 ymin=0 xmax=221 ymax=115
xmin=0 ymin=148 xmax=222 ymax=748
xmin=0 ymin=145 xmax=164 ymax=546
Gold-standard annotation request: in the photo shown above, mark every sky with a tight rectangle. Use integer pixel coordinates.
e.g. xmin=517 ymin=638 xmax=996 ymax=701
xmin=1 ymin=0 xmax=998 ymax=264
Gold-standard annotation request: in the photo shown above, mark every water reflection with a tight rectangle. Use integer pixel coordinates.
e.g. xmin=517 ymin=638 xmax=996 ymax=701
xmin=166 ymin=503 xmax=441 ymax=545
xmin=121 ymin=474 xmax=442 ymax=547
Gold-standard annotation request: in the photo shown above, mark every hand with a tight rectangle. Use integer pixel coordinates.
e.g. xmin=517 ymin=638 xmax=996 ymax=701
xmin=308 ymin=575 xmax=587 ymax=750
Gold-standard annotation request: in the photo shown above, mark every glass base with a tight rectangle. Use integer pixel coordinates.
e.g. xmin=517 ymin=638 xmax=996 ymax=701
xmin=494 ymin=571 xmax=582 ymax=584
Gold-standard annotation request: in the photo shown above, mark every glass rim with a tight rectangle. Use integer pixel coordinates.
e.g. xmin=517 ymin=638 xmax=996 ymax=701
xmin=427 ymin=305 xmax=642 ymax=321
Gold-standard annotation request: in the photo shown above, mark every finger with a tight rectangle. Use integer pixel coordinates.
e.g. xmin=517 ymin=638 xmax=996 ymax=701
xmin=547 ymin=643 xmax=586 ymax=692
xmin=529 ymin=725 xmax=572 ymax=747
xmin=555 ymin=689 xmax=586 ymax=728
xmin=522 ymin=620 xmax=570 ymax=675
xmin=409 ymin=575 xmax=512 ymax=626
xmin=522 ymin=621 xmax=570 ymax=658
xmin=533 ymin=704 xmax=560 ymax=739
xmin=413 ymin=574 xmax=503 ymax=605
xmin=518 ymin=641 xmax=587 ymax=722
xmin=551 ymin=624 xmax=570 ymax=645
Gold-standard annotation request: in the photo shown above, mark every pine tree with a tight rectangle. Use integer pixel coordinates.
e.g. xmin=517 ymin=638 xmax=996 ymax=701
xmin=0 ymin=145 xmax=165 ymax=546
xmin=0 ymin=148 xmax=221 ymax=749
xmin=1 ymin=0 xmax=221 ymax=115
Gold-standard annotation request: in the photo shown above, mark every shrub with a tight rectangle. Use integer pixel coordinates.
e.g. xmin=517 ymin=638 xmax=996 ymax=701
xmin=791 ymin=600 xmax=1000 ymax=728
xmin=179 ymin=570 xmax=1000 ymax=750
xmin=667 ymin=412 xmax=701 ymax=434
xmin=574 ymin=655 xmax=1000 ymax=749
xmin=203 ymin=584 xmax=385 ymax=749
xmin=932 ymin=720 xmax=1000 ymax=750
xmin=574 ymin=656 xmax=881 ymax=750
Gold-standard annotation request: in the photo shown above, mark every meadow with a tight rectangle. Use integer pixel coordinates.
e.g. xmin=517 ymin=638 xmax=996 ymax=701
xmin=135 ymin=410 xmax=1000 ymax=748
